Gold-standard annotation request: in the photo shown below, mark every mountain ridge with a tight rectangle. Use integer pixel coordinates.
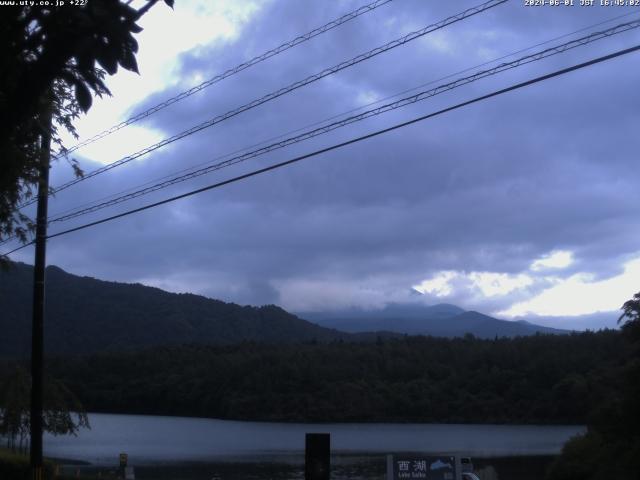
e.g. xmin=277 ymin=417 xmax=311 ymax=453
xmin=0 ymin=262 xmax=566 ymax=358
xmin=297 ymin=305 xmax=568 ymax=337
xmin=0 ymin=262 xmax=351 ymax=357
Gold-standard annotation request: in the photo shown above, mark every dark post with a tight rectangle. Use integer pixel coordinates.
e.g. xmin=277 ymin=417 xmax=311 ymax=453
xmin=30 ymin=106 xmax=51 ymax=480
xmin=305 ymin=433 xmax=330 ymax=480
xmin=119 ymin=452 xmax=128 ymax=479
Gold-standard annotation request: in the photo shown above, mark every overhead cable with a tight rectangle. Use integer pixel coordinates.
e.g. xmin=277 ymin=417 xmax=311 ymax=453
xmin=3 ymin=41 xmax=636 ymax=259
xmin=57 ymin=0 xmax=395 ymax=157
xmin=48 ymin=10 xmax=640 ymax=221
xmin=19 ymin=0 xmax=508 ymax=209
xmin=46 ymin=20 xmax=640 ymax=225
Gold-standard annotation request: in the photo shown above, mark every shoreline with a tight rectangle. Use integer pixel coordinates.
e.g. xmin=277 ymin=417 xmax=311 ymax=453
xmin=80 ymin=409 xmax=588 ymax=427
xmin=56 ymin=454 xmax=558 ymax=480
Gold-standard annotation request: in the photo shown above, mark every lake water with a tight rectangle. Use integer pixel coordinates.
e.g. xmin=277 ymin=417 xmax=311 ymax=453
xmin=44 ymin=413 xmax=584 ymax=468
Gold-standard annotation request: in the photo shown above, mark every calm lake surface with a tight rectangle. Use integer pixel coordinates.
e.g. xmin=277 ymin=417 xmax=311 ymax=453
xmin=44 ymin=413 xmax=584 ymax=467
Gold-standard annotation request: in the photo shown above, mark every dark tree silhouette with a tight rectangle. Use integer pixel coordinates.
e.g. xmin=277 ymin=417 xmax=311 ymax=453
xmin=619 ymin=291 xmax=640 ymax=343
xmin=0 ymin=0 xmax=173 ymax=252
xmin=0 ymin=366 xmax=89 ymax=453
xmin=547 ymin=290 xmax=640 ymax=480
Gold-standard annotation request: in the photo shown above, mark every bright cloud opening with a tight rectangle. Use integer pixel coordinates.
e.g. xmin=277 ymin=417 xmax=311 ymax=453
xmin=77 ymin=125 xmax=165 ymax=166
xmin=468 ymin=272 xmax=534 ymax=297
xmin=413 ymin=270 xmax=534 ymax=298
xmin=501 ymin=257 xmax=640 ymax=317
xmin=58 ymin=0 xmax=261 ymax=165
xmin=530 ymin=250 xmax=574 ymax=271
xmin=412 ymin=254 xmax=639 ymax=320
xmin=413 ymin=271 xmax=458 ymax=297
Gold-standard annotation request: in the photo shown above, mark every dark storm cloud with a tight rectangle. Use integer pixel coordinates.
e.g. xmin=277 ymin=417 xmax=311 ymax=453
xmin=14 ymin=0 xmax=640 ymax=319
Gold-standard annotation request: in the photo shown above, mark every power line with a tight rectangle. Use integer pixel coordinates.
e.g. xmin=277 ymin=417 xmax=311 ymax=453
xmin=45 ymin=19 xmax=640 ymax=225
xmin=0 ymin=234 xmax=17 ymax=247
xmin=56 ymin=0 xmax=394 ymax=157
xmin=19 ymin=0 xmax=507 ymax=209
xmin=309 ymin=9 xmax=640 ymax=132
xmin=46 ymin=10 xmax=640 ymax=222
xmin=4 ymin=42 xmax=636 ymax=257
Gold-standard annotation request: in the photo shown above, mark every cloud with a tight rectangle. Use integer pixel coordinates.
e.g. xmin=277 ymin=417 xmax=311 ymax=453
xmin=530 ymin=250 xmax=574 ymax=271
xmin=500 ymin=257 xmax=640 ymax=317
xmin=57 ymin=0 xmax=261 ymax=160
xmin=516 ymin=311 xmax=620 ymax=331
xmin=7 ymin=0 xmax=640 ymax=330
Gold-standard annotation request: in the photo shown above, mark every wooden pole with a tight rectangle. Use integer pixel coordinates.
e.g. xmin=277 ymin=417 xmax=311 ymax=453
xmin=30 ymin=104 xmax=51 ymax=480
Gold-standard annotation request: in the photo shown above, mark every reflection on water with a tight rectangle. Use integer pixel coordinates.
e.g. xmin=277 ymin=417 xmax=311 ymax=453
xmin=135 ymin=456 xmax=386 ymax=480
xmin=46 ymin=413 xmax=582 ymax=479
xmin=59 ymin=455 xmax=558 ymax=480
xmin=45 ymin=413 xmax=584 ymax=466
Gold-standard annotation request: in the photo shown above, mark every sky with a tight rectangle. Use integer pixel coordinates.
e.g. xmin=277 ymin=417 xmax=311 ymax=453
xmin=7 ymin=0 xmax=640 ymax=330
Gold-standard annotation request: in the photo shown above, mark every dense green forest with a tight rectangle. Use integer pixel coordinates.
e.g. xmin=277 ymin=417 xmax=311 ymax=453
xmin=547 ymin=294 xmax=640 ymax=480
xmin=0 ymin=263 xmax=567 ymax=359
xmin=0 ymin=263 xmax=349 ymax=357
xmin=0 ymin=330 xmax=626 ymax=425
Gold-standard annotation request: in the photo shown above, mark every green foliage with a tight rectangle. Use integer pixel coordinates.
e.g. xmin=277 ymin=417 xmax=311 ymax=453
xmin=0 ymin=263 xmax=572 ymax=359
xmin=0 ymin=263 xmax=348 ymax=358
xmin=547 ymin=433 xmax=605 ymax=480
xmin=619 ymin=291 xmax=640 ymax=343
xmin=0 ymin=449 xmax=55 ymax=480
xmin=0 ymin=366 xmax=90 ymax=453
xmin=547 ymin=430 xmax=640 ymax=480
xmin=0 ymin=1 xmax=171 ymax=254
xmin=547 ymin=291 xmax=640 ymax=480
xmin=10 ymin=330 xmax=624 ymax=425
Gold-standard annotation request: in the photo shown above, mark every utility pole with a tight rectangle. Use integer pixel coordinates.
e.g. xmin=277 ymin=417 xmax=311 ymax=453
xmin=30 ymin=104 xmax=51 ymax=480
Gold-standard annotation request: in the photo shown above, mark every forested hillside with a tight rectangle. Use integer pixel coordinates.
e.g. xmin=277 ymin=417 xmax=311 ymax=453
xmin=0 ymin=263 xmax=347 ymax=357
xmin=547 ymin=294 xmax=640 ymax=480
xmin=0 ymin=263 xmax=567 ymax=359
xmin=11 ymin=330 xmax=624 ymax=425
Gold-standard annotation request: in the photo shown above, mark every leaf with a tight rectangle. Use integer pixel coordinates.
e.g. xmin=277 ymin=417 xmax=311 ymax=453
xmin=76 ymin=51 xmax=95 ymax=73
xmin=164 ymin=0 xmax=175 ymax=8
xmin=70 ymin=160 xmax=84 ymax=179
xmin=74 ymin=81 xmax=92 ymax=112
xmin=57 ymin=70 xmax=76 ymax=85
xmin=96 ymin=45 xmax=119 ymax=75
xmin=125 ymin=34 xmax=139 ymax=54
xmin=129 ymin=22 xmax=143 ymax=34
xmin=120 ymin=49 xmax=139 ymax=74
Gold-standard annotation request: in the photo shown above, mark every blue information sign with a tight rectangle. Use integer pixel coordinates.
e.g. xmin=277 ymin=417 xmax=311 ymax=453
xmin=386 ymin=455 xmax=459 ymax=480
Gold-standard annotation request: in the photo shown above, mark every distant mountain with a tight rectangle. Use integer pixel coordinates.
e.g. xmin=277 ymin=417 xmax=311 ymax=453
xmin=0 ymin=263 xmax=567 ymax=358
xmin=297 ymin=304 xmax=568 ymax=338
xmin=0 ymin=263 xmax=351 ymax=357
xmin=515 ymin=312 xmax=619 ymax=331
